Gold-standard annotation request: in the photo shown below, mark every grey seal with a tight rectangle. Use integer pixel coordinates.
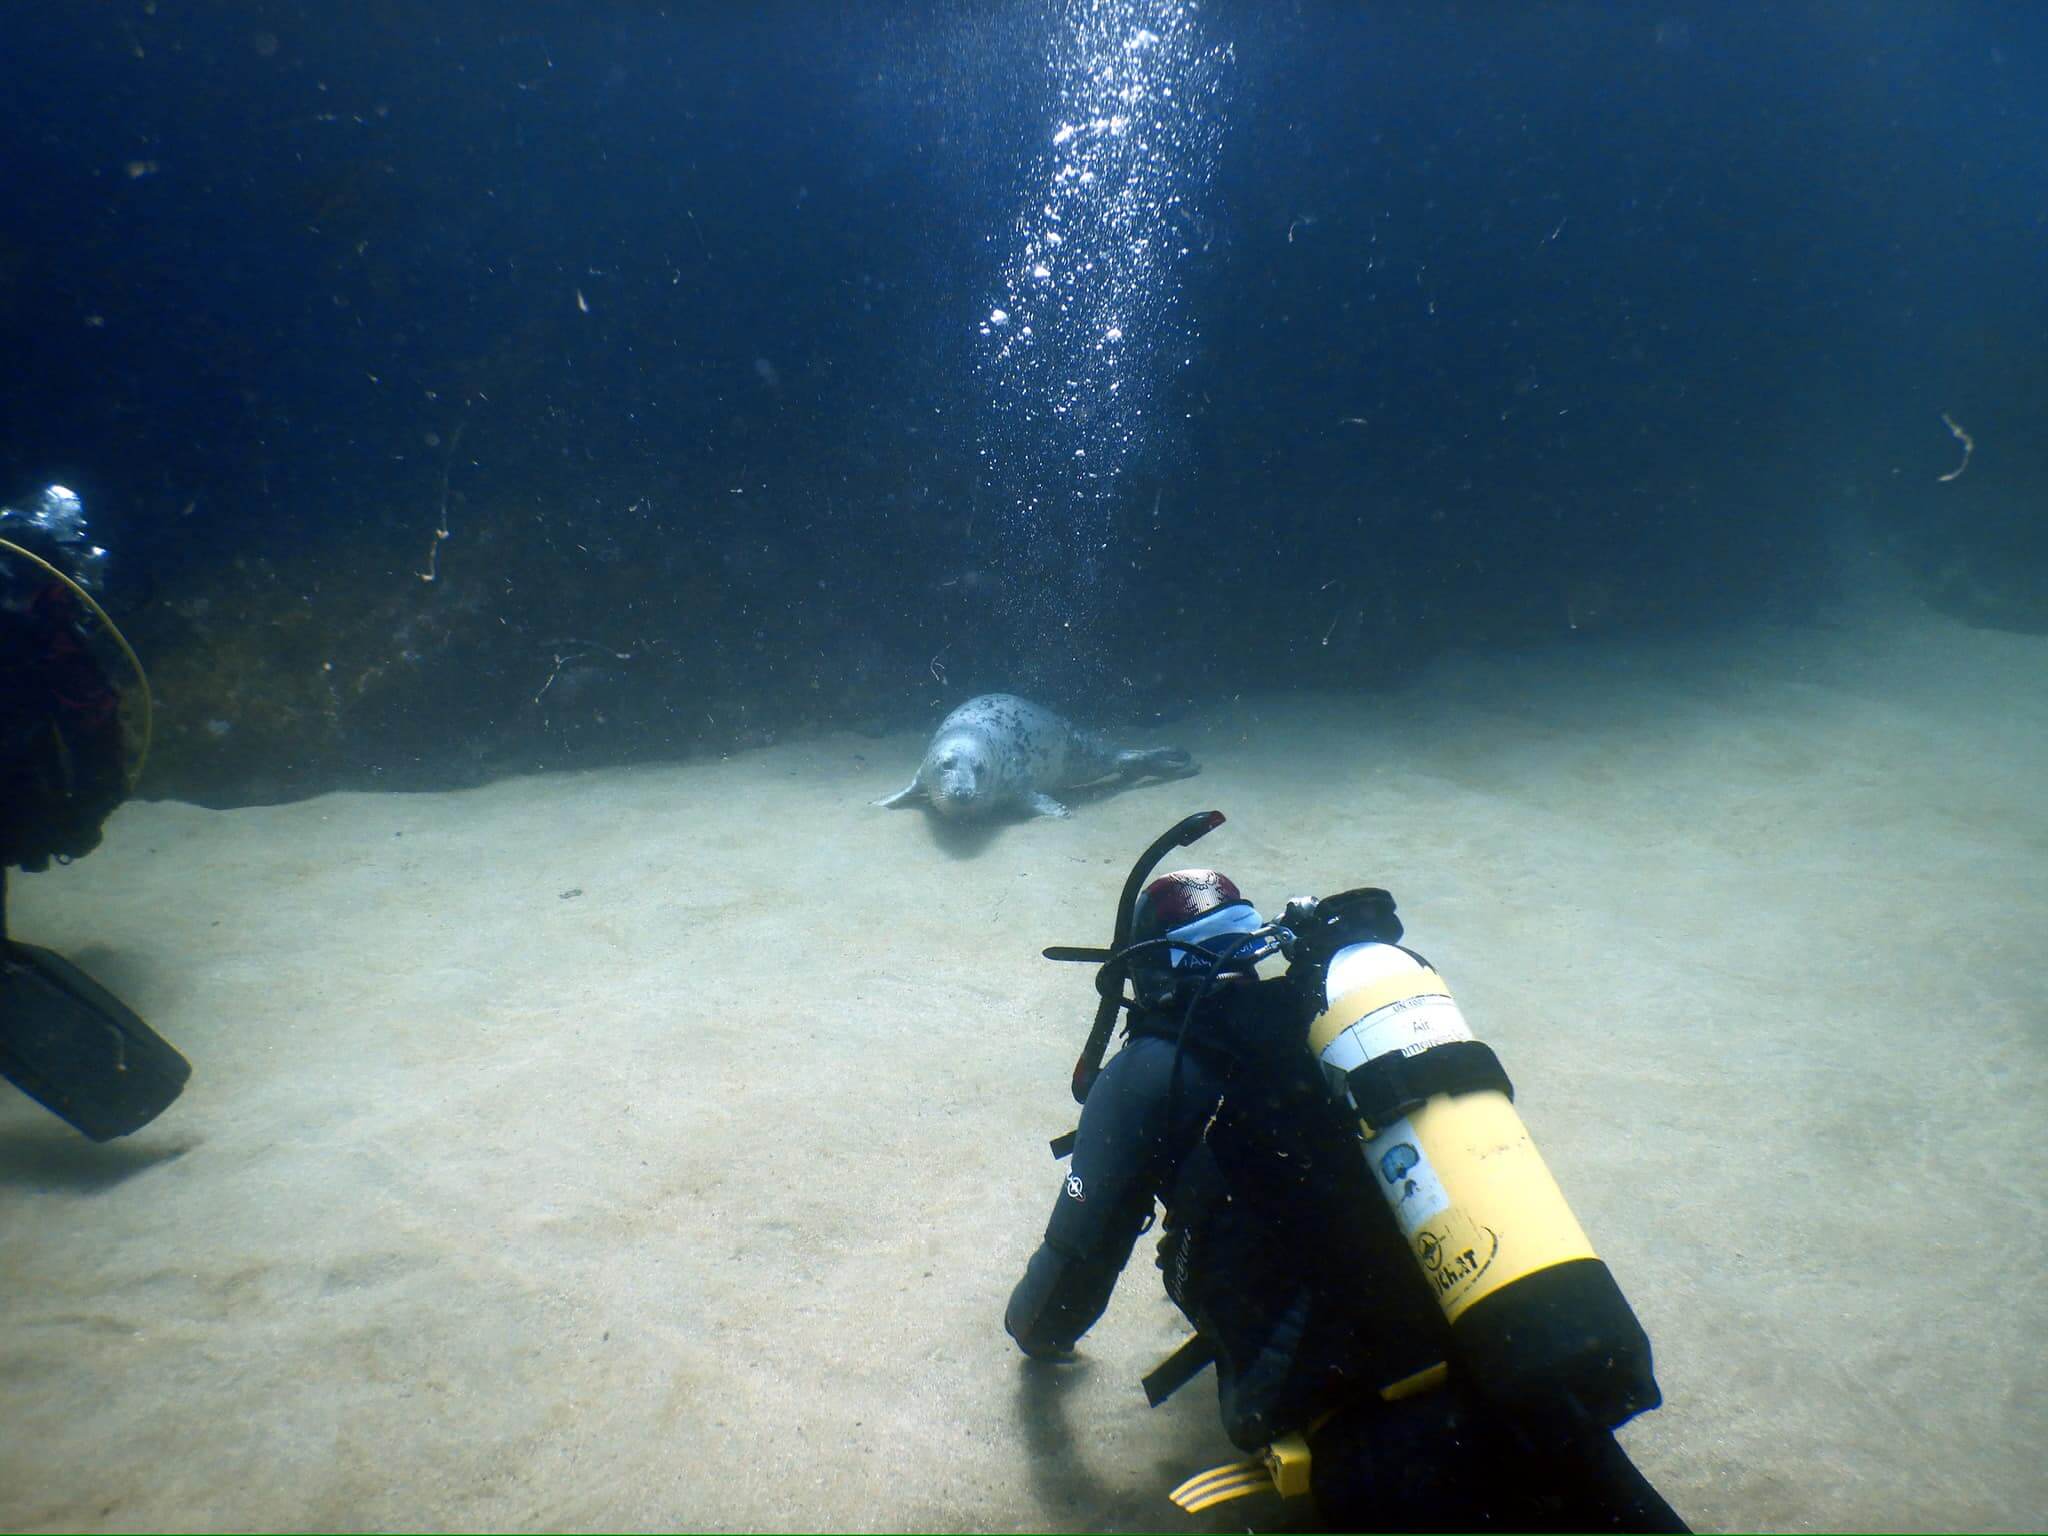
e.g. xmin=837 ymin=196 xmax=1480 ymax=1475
xmin=875 ymin=692 xmax=1196 ymax=820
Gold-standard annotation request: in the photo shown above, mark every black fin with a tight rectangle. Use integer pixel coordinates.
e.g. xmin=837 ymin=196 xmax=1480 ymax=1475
xmin=0 ymin=943 xmax=190 ymax=1141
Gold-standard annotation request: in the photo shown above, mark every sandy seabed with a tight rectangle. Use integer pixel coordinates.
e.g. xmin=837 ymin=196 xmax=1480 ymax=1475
xmin=2 ymin=610 xmax=2041 ymax=1534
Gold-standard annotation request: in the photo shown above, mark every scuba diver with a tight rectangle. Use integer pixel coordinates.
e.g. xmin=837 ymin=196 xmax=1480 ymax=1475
xmin=0 ymin=485 xmax=190 ymax=1140
xmin=1 ymin=487 xmax=127 ymax=872
xmin=1008 ymin=811 xmax=1688 ymax=1532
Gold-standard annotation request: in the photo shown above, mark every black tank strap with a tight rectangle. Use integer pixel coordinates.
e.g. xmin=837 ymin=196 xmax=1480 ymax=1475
xmin=1142 ymin=1333 xmax=1218 ymax=1407
xmin=1345 ymin=1041 xmax=1514 ymax=1130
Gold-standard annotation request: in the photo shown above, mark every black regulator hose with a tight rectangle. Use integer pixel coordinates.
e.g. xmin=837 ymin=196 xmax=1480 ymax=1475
xmin=1069 ymin=810 xmax=1226 ymax=1104
xmin=1160 ymin=924 xmax=1271 ymax=1148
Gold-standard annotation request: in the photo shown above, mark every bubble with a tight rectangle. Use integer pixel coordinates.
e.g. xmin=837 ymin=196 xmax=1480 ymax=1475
xmin=974 ymin=0 xmax=1233 ymax=651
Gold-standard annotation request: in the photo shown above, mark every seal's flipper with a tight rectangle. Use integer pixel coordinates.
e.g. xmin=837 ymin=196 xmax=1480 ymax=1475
xmin=873 ymin=779 xmax=925 ymax=808
xmin=1115 ymin=746 xmax=1198 ymax=782
xmin=1029 ymin=792 xmax=1073 ymax=819
xmin=0 ymin=943 xmax=190 ymax=1141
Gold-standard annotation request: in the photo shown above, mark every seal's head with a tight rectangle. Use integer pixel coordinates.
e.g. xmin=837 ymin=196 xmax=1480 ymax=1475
xmin=925 ymin=732 xmax=992 ymax=818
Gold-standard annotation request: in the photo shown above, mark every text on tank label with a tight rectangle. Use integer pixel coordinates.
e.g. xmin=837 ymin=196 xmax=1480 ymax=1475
xmin=1317 ymin=993 xmax=1472 ymax=1073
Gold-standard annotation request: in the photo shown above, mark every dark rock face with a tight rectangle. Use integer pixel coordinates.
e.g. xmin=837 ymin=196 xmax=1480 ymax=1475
xmin=121 ymin=498 xmax=944 ymax=808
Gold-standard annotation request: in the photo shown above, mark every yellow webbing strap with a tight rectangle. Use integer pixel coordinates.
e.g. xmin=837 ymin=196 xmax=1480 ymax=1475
xmin=1168 ymin=1432 xmax=1312 ymax=1514
xmin=0 ymin=536 xmax=154 ymax=789
xmin=1264 ymin=1432 xmax=1313 ymax=1498
xmin=1379 ymin=1359 xmax=1450 ymax=1402
xmin=1167 ymin=1365 xmax=1452 ymax=1515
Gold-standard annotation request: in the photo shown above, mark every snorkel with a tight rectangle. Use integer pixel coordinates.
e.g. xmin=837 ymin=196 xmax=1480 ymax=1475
xmin=1046 ymin=809 xmax=1227 ymax=1105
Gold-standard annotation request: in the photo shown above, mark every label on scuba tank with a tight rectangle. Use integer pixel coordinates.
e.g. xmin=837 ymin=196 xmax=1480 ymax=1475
xmin=1373 ymin=1094 xmax=1597 ymax=1323
xmin=1362 ymin=1115 xmax=1453 ymax=1235
xmin=1356 ymin=993 xmax=1473 ymax=1059
xmin=1317 ymin=992 xmax=1473 ymax=1077
xmin=1363 ymin=1120 xmax=1501 ymax=1313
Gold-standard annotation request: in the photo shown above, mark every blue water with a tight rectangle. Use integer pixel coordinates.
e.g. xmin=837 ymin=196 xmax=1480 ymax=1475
xmin=3 ymin=7 xmax=2047 ymax=1531
xmin=7 ymin=2 xmax=2045 ymax=800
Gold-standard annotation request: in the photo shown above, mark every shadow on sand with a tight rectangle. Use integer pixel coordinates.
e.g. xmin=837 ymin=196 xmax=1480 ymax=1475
xmin=0 ymin=1122 xmax=192 ymax=1194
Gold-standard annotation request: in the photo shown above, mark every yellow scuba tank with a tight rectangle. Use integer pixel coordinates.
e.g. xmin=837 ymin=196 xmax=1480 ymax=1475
xmin=1296 ymin=920 xmax=1661 ymax=1428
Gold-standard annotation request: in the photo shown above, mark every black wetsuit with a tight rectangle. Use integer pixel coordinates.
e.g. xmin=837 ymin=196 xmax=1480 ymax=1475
xmin=1006 ymin=976 xmax=1689 ymax=1532
xmin=0 ymin=581 xmax=126 ymax=873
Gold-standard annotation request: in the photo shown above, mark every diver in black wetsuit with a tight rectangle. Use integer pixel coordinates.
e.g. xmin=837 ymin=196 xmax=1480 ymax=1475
xmin=0 ymin=486 xmax=129 ymax=875
xmin=0 ymin=485 xmax=190 ymax=1141
xmin=1007 ymin=828 xmax=1688 ymax=1532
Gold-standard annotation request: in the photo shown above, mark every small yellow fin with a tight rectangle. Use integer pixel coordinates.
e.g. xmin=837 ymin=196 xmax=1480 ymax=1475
xmin=1169 ymin=1459 xmax=1269 ymax=1513
xmin=1168 ymin=1432 xmax=1314 ymax=1514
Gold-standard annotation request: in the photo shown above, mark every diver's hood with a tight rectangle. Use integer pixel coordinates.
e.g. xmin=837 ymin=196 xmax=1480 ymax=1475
xmin=0 ymin=485 xmax=107 ymax=595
